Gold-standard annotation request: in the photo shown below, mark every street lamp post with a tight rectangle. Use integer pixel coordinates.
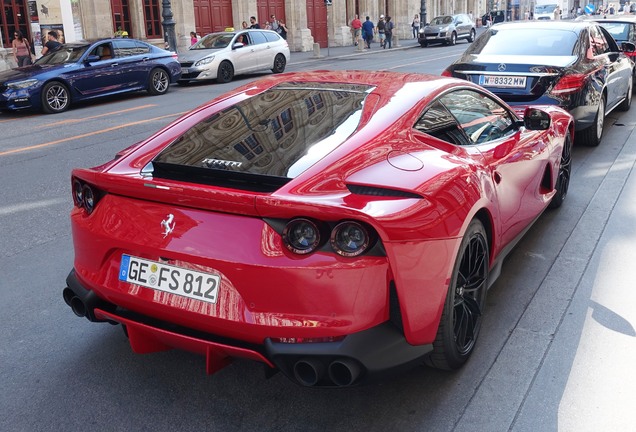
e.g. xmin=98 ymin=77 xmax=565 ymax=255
xmin=162 ymin=0 xmax=177 ymax=52
xmin=420 ymin=0 xmax=427 ymax=25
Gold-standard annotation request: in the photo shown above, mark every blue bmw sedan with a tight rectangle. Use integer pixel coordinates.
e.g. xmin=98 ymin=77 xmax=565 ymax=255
xmin=0 ymin=38 xmax=181 ymax=114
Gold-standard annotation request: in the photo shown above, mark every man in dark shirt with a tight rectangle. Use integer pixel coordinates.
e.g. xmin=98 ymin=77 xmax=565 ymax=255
xmin=249 ymin=16 xmax=261 ymax=29
xmin=361 ymin=16 xmax=375 ymax=49
xmin=40 ymin=30 xmax=62 ymax=56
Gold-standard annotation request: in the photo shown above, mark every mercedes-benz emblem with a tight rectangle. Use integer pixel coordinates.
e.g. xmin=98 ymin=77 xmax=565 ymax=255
xmin=498 ymin=63 xmax=507 ymax=72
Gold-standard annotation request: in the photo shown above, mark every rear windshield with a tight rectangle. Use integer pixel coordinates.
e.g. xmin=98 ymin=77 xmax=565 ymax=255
xmin=153 ymin=83 xmax=372 ymax=188
xmin=466 ymin=28 xmax=580 ymax=56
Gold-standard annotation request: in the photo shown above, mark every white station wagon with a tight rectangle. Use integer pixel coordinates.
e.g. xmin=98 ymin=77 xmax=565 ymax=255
xmin=178 ymin=29 xmax=290 ymax=84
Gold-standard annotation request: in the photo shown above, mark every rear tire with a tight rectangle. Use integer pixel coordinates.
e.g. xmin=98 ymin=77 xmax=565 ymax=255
xmin=216 ymin=61 xmax=234 ymax=84
xmin=272 ymin=54 xmax=286 ymax=73
xmin=467 ymin=29 xmax=476 ymax=43
xmin=425 ymin=219 xmax=489 ymax=370
xmin=549 ymin=133 xmax=572 ymax=209
xmin=148 ymin=68 xmax=169 ymax=95
xmin=618 ymin=79 xmax=632 ymax=112
xmin=577 ymin=95 xmax=605 ymax=147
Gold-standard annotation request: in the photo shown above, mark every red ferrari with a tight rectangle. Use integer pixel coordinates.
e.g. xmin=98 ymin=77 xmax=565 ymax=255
xmin=63 ymin=71 xmax=573 ymax=387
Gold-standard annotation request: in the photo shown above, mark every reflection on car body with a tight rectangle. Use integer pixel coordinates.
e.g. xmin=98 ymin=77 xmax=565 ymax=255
xmin=443 ymin=20 xmax=635 ymax=147
xmin=63 ymin=70 xmax=574 ymax=387
xmin=0 ymin=38 xmax=181 ymax=114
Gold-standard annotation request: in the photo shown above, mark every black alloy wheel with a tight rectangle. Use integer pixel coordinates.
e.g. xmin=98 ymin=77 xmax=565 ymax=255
xmin=42 ymin=81 xmax=70 ymax=114
xmin=425 ymin=219 xmax=489 ymax=370
xmin=578 ymin=95 xmax=605 ymax=147
xmin=272 ymin=54 xmax=286 ymax=73
xmin=216 ymin=61 xmax=234 ymax=84
xmin=549 ymin=134 xmax=572 ymax=209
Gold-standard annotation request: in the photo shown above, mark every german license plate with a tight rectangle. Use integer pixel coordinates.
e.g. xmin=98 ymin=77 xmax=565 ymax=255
xmin=480 ymin=75 xmax=527 ymax=88
xmin=119 ymin=255 xmax=220 ymax=304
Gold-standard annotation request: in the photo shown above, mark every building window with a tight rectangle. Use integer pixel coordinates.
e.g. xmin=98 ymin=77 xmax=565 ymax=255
xmin=234 ymin=135 xmax=264 ymax=160
xmin=144 ymin=0 xmax=162 ymax=38
xmin=111 ymin=0 xmax=132 ymax=38
xmin=272 ymin=109 xmax=293 ymax=141
xmin=1 ymin=0 xmax=29 ymax=49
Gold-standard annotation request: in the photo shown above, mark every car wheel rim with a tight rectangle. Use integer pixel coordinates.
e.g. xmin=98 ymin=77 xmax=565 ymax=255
xmin=597 ymin=98 xmax=605 ymax=140
xmin=453 ymin=233 xmax=487 ymax=355
xmin=153 ymin=71 xmax=168 ymax=92
xmin=46 ymin=85 xmax=68 ymax=111
xmin=557 ymin=138 xmax=572 ymax=199
xmin=221 ymin=64 xmax=231 ymax=80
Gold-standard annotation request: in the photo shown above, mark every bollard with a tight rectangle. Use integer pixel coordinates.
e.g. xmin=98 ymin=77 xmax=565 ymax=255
xmin=313 ymin=43 xmax=321 ymax=58
xmin=394 ymin=33 xmax=400 ymax=48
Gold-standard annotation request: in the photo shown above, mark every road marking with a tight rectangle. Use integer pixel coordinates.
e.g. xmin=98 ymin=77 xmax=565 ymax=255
xmin=35 ymin=104 xmax=158 ymax=128
xmin=0 ymin=112 xmax=186 ymax=157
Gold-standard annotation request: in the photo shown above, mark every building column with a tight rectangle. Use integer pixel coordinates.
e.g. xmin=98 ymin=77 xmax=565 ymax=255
xmin=286 ymin=0 xmax=314 ymax=52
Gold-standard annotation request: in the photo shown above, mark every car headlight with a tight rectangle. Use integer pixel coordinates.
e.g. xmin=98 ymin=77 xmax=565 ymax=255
xmin=7 ymin=79 xmax=39 ymax=90
xmin=194 ymin=56 xmax=215 ymax=67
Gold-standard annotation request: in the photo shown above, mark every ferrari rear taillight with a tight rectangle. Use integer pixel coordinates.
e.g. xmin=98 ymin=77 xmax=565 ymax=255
xmin=72 ymin=178 xmax=102 ymax=215
xmin=441 ymin=69 xmax=453 ymax=77
xmin=550 ymin=73 xmax=587 ymax=96
xmin=330 ymin=221 xmax=372 ymax=257
xmin=280 ymin=218 xmax=377 ymax=257
xmin=283 ymin=218 xmax=321 ymax=255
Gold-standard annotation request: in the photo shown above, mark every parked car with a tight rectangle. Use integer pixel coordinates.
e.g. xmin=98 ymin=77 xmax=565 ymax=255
xmin=0 ymin=38 xmax=181 ymax=114
xmin=443 ymin=21 xmax=635 ymax=147
xmin=418 ymin=13 xmax=476 ymax=47
xmin=481 ymin=10 xmax=506 ymax=26
xmin=592 ymin=16 xmax=636 ymax=83
xmin=177 ymin=29 xmax=289 ymax=84
xmin=63 ymin=70 xmax=573 ymax=387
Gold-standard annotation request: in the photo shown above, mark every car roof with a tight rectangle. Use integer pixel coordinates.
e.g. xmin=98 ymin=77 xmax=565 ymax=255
xmin=590 ymin=16 xmax=636 ymax=23
xmin=492 ymin=20 xmax=596 ymax=31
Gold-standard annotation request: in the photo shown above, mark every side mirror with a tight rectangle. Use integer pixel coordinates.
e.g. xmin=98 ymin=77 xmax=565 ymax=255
xmin=233 ymin=42 xmax=245 ymax=49
xmin=523 ymin=107 xmax=551 ymax=130
xmin=85 ymin=55 xmax=101 ymax=63
xmin=621 ymin=41 xmax=636 ymax=53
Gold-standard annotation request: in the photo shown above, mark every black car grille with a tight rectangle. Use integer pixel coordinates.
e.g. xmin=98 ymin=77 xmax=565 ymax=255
xmin=180 ymin=62 xmax=194 ymax=67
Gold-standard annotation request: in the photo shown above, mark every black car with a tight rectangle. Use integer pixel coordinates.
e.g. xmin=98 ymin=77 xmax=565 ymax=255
xmin=443 ymin=21 xmax=635 ymax=147
xmin=481 ymin=10 xmax=505 ymax=26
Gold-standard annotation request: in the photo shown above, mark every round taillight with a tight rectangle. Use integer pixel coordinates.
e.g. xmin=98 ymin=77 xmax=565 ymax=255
xmin=73 ymin=180 xmax=84 ymax=207
xmin=283 ymin=218 xmax=321 ymax=255
xmin=82 ymin=184 xmax=96 ymax=214
xmin=330 ymin=221 xmax=371 ymax=257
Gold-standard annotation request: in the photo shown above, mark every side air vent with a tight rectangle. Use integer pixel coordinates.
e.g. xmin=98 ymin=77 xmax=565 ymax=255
xmin=347 ymin=184 xmax=422 ymax=199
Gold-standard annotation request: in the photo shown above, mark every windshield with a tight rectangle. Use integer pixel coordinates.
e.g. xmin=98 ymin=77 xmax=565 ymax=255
xmin=431 ymin=16 xmax=453 ymax=25
xmin=34 ymin=45 xmax=89 ymax=65
xmin=600 ymin=23 xmax=630 ymax=41
xmin=191 ymin=33 xmax=235 ymax=49
xmin=467 ymin=28 xmax=579 ymax=56
xmin=153 ymin=83 xmax=373 ymax=181
xmin=535 ymin=5 xmax=558 ymax=13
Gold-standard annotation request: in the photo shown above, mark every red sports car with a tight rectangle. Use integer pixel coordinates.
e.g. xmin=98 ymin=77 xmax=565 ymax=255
xmin=64 ymin=71 xmax=573 ymax=387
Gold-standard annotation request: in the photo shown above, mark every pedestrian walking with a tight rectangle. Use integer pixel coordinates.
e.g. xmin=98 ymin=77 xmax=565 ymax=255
xmin=361 ymin=16 xmax=374 ymax=49
xmin=351 ymin=14 xmax=362 ymax=46
xmin=412 ymin=14 xmax=420 ymax=39
xmin=12 ymin=30 xmax=33 ymax=67
xmin=384 ymin=16 xmax=394 ymax=49
xmin=376 ymin=15 xmax=386 ymax=48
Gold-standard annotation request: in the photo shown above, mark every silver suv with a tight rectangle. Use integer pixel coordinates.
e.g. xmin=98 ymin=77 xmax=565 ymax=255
xmin=418 ymin=14 xmax=476 ymax=47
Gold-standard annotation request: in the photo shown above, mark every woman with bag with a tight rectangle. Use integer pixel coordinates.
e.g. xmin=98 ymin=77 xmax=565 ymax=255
xmin=412 ymin=14 xmax=420 ymax=39
xmin=12 ymin=31 xmax=33 ymax=67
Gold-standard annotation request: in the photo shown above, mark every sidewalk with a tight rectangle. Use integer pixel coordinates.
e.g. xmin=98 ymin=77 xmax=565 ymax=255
xmin=288 ymin=36 xmax=421 ymax=65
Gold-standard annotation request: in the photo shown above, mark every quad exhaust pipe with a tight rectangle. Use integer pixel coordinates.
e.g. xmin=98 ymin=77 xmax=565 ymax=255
xmin=292 ymin=357 xmax=362 ymax=387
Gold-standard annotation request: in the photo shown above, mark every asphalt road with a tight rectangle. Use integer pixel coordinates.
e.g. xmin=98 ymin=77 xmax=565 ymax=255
xmin=1 ymin=41 xmax=635 ymax=431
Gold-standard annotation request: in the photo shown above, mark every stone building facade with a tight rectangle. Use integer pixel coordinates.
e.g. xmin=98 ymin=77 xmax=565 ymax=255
xmin=1 ymin=0 xmax=505 ymax=71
